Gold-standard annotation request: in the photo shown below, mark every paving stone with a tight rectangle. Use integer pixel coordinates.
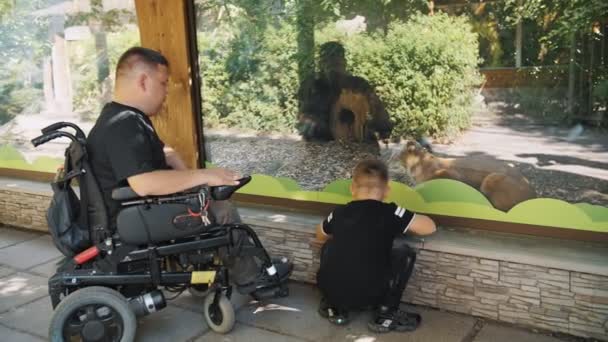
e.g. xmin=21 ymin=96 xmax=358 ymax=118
xmin=0 ymin=324 xmax=46 ymax=342
xmin=0 ymin=265 xmax=16 ymax=278
xmin=236 ymin=282 xmax=477 ymax=342
xmin=0 ymin=228 xmax=40 ymax=249
xmin=0 ymin=235 xmax=62 ymax=270
xmin=167 ymin=288 xmax=251 ymax=314
xmin=474 ymin=323 xmax=566 ymax=342
xmin=235 ymin=282 xmax=338 ymax=341
xmin=0 ymin=296 xmax=52 ymax=339
xmin=313 ymin=305 xmax=477 ymax=342
xmin=135 ymin=304 xmax=208 ymax=342
xmin=0 ymin=272 xmax=47 ymax=313
xmin=27 ymin=257 xmax=64 ymax=277
xmin=195 ymin=323 xmax=307 ymax=342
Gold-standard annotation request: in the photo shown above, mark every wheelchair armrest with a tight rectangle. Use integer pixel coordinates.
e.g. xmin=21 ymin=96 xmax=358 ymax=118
xmin=111 ymin=187 xmax=141 ymax=201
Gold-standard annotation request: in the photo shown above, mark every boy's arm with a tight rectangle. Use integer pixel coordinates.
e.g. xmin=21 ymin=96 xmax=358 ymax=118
xmin=316 ymin=223 xmax=331 ymax=243
xmin=315 ymin=210 xmax=336 ymax=243
xmin=407 ymin=214 xmax=436 ymax=236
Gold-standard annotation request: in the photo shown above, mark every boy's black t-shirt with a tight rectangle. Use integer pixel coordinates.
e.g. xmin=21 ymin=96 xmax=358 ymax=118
xmin=317 ymin=200 xmax=415 ymax=309
xmin=86 ymin=102 xmax=169 ymax=230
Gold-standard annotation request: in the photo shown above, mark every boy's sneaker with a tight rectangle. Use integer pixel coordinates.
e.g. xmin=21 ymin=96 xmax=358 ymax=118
xmin=367 ymin=306 xmax=421 ymax=333
xmin=318 ymin=298 xmax=350 ymax=326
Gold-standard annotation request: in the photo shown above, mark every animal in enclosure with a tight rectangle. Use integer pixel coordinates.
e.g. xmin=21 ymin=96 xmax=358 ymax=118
xmin=399 ymin=141 xmax=536 ymax=211
xmin=296 ymin=41 xmax=393 ymax=142
xmin=329 ymin=86 xmax=394 ymax=142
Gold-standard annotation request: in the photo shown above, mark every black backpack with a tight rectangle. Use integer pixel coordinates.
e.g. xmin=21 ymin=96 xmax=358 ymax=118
xmin=34 ymin=123 xmax=110 ymax=257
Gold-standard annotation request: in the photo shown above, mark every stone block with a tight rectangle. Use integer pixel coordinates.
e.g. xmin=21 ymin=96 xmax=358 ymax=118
xmin=510 ymin=295 xmax=540 ymax=306
xmin=508 ymin=287 xmax=541 ymax=299
xmin=542 ymin=296 xmax=575 ymax=307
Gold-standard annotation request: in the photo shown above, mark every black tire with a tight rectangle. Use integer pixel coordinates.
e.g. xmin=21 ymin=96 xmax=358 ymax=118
xmin=203 ymin=292 xmax=235 ymax=334
xmin=188 ymin=285 xmax=210 ymax=298
xmin=49 ymin=286 xmax=137 ymax=342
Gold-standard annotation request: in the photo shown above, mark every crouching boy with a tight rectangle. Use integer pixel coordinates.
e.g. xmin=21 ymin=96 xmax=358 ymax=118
xmin=316 ymin=158 xmax=436 ymax=333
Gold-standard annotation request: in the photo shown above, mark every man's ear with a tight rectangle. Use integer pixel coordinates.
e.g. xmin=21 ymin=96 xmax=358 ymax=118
xmin=138 ymin=73 xmax=148 ymax=92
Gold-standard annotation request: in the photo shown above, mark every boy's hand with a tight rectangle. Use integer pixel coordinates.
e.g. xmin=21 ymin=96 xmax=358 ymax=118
xmin=408 ymin=214 xmax=436 ymax=236
xmin=316 ymin=223 xmax=330 ymax=243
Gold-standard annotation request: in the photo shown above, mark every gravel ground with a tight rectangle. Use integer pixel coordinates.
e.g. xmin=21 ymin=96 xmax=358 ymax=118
xmin=205 ymin=100 xmax=608 ymax=207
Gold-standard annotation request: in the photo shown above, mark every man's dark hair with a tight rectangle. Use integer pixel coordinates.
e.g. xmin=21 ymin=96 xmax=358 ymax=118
xmin=116 ymin=47 xmax=169 ymax=76
xmin=353 ymin=158 xmax=389 ymax=188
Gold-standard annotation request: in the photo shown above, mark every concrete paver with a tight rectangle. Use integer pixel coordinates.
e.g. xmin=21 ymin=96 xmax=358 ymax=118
xmin=196 ymin=322 xmax=307 ymax=341
xmin=474 ymin=323 xmax=566 ymax=342
xmin=0 ymin=296 xmax=51 ymax=339
xmin=0 ymin=324 xmax=46 ymax=342
xmin=0 ymin=265 xmax=16 ymax=278
xmin=0 ymin=227 xmax=40 ymax=249
xmin=135 ymin=304 xmax=208 ymax=342
xmin=324 ymin=306 xmax=477 ymax=342
xmin=0 ymin=235 xmax=62 ymax=269
xmin=0 ymin=272 xmax=48 ymax=313
xmin=27 ymin=256 xmax=64 ymax=278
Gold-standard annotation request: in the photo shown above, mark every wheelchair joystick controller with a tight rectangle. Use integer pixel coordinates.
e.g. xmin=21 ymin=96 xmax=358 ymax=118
xmin=211 ymin=176 xmax=252 ymax=201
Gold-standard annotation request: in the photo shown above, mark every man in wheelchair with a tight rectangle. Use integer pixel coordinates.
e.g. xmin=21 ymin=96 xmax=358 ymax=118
xmin=33 ymin=47 xmax=292 ymax=341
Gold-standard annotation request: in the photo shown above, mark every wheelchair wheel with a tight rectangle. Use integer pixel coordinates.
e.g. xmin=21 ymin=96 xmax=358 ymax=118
xmin=203 ymin=292 xmax=235 ymax=334
xmin=188 ymin=284 xmax=210 ymax=298
xmin=48 ymin=286 xmax=137 ymax=342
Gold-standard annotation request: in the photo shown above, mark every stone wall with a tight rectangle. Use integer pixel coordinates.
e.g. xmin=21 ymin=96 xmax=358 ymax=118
xmin=3 ymin=185 xmax=608 ymax=340
xmin=0 ymin=188 xmax=50 ymax=232
xmin=403 ymin=250 xmax=608 ymax=341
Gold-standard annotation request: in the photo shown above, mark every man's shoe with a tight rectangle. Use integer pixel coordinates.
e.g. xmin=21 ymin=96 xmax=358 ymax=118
xmin=367 ymin=306 xmax=421 ymax=333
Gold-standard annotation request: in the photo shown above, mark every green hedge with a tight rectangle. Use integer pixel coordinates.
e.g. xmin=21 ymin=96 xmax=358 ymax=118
xmin=200 ymin=13 xmax=482 ymax=138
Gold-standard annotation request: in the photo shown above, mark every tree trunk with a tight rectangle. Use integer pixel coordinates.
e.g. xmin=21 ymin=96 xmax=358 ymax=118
xmin=567 ymin=32 xmax=577 ymax=116
xmin=296 ymin=0 xmax=314 ymax=85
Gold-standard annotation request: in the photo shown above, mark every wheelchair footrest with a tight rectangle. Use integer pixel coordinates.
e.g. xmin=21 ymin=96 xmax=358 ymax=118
xmin=235 ymin=257 xmax=293 ymax=296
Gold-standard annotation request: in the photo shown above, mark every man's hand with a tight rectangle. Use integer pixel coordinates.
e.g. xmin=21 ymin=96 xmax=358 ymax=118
xmin=201 ymin=167 xmax=241 ymax=186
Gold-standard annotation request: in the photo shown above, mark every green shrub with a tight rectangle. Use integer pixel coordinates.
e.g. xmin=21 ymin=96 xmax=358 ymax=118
xmin=319 ymin=13 xmax=482 ymax=138
xmin=199 ymin=24 xmax=299 ymax=132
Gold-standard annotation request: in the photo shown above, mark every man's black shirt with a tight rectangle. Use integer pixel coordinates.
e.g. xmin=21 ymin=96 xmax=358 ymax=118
xmin=317 ymin=200 xmax=415 ymax=309
xmin=87 ymin=102 xmax=169 ymax=229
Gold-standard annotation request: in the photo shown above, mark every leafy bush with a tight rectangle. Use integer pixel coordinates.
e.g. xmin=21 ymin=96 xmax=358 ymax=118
xmin=69 ymin=29 xmax=140 ymax=120
xmin=199 ymin=24 xmax=299 ymax=132
xmin=200 ymin=12 xmax=481 ymax=138
xmin=0 ymin=62 xmax=42 ymax=125
xmin=319 ymin=13 xmax=482 ymax=138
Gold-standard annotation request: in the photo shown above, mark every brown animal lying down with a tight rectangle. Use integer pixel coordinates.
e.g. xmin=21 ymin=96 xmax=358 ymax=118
xmin=399 ymin=141 xmax=536 ymax=212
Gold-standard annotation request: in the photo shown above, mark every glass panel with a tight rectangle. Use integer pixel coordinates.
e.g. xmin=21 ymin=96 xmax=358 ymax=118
xmin=195 ymin=0 xmax=608 ymax=232
xmin=0 ymin=0 xmax=139 ymax=172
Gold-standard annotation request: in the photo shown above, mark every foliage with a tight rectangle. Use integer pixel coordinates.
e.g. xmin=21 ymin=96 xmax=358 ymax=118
xmin=199 ymin=11 xmax=480 ymax=138
xmin=199 ymin=23 xmax=300 ymax=132
xmin=69 ymin=29 xmax=140 ymax=120
xmin=319 ymin=13 xmax=482 ymax=137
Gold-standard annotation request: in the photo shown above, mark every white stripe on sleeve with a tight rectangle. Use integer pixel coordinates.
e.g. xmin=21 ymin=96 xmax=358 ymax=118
xmin=403 ymin=213 xmax=416 ymax=234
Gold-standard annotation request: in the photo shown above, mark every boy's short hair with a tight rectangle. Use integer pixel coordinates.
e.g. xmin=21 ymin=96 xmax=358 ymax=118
xmin=352 ymin=158 xmax=389 ymax=189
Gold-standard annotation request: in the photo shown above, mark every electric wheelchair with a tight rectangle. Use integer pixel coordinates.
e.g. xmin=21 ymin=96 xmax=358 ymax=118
xmin=31 ymin=122 xmax=292 ymax=342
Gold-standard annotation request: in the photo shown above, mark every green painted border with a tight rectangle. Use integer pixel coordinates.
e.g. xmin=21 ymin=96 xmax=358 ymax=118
xmin=237 ymin=174 xmax=608 ymax=233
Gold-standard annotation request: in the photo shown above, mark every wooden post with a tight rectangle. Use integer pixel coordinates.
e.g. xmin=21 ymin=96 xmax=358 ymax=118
xmin=134 ymin=0 xmax=200 ymax=168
